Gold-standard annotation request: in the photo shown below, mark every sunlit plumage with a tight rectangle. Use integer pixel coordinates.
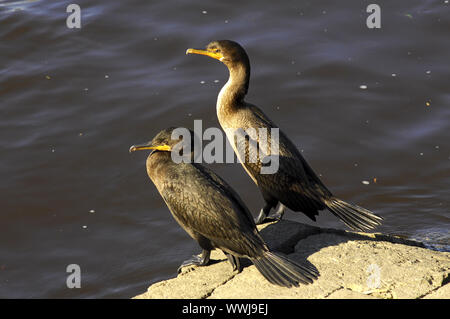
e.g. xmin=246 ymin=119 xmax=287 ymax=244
xmin=130 ymin=128 xmax=318 ymax=287
xmin=187 ymin=40 xmax=383 ymax=231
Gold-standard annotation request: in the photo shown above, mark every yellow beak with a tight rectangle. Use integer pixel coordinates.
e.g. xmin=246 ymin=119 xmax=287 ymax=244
xmin=129 ymin=144 xmax=171 ymax=153
xmin=186 ymin=48 xmax=224 ymax=61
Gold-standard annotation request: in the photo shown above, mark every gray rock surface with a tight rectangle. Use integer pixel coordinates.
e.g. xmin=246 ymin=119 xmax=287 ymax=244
xmin=134 ymin=220 xmax=449 ymax=299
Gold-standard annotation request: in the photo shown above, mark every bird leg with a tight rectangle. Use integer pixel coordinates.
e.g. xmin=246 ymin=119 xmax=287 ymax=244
xmin=224 ymin=252 xmax=241 ymax=272
xmin=177 ymin=249 xmax=211 ymax=273
xmin=254 ymin=203 xmax=275 ymax=225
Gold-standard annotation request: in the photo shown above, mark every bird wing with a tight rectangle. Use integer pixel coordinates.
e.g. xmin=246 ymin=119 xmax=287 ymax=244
xmin=159 ymin=162 xmax=266 ymax=257
xmin=232 ymin=104 xmax=332 ymax=217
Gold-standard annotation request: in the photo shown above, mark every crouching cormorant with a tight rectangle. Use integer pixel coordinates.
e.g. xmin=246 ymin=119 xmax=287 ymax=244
xmin=130 ymin=128 xmax=318 ymax=287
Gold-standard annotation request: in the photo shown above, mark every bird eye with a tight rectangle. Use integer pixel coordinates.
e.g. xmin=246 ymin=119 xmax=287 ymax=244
xmin=214 ymin=49 xmax=221 ymax=53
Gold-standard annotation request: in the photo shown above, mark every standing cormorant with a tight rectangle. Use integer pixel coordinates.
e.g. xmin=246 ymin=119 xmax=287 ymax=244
xmin=130 ymin=128 xmax=318 ymax=287
xmin=186 ymin=40 xmax=383 ymax=230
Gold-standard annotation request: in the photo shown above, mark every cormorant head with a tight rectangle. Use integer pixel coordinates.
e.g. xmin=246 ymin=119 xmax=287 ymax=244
xmin=186 ymin=40 xmax=250 ymax=68
xmin=129 ymin=127 xmax=196 ymax=156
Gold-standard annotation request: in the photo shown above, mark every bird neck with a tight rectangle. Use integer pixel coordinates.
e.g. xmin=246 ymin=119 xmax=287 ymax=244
xmin=217 ymin=62 xmax=250 ymax=113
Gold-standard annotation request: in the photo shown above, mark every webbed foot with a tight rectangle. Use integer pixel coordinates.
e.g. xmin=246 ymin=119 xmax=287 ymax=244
xmin=177 ymin=249 xmax=211 ymax=273
xmin=255 ymin=203 xmax=285 ymax=224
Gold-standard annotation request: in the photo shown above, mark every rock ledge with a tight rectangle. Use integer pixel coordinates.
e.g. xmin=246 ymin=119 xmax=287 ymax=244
xmin=134 ymin=220 xmax=449 ymax=299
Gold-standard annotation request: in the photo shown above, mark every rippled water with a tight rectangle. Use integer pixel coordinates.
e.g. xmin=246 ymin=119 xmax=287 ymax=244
xmin=0 ymin=0 xmax=449 ymax=298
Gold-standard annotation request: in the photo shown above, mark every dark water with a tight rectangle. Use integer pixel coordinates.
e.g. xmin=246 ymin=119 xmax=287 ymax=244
xmin=0 ymin=0 xmax=449 ymax=298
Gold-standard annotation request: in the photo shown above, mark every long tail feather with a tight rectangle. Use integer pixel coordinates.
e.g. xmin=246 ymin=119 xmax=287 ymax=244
xmin=325 ymin=197 xmax=383 ymax=232
xmin=251 ymin=251 xmax=318 ymax=287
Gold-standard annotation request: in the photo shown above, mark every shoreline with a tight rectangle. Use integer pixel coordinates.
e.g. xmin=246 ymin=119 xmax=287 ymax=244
xmin=134 ymin=220 xmax=449 ymax=299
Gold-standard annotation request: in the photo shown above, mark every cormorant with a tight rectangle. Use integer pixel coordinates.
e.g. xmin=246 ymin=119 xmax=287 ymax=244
xmin=186 ymin=40 xmax=383 ymax=230
xmin=130 ymin=128 xmax=318 ymax=287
